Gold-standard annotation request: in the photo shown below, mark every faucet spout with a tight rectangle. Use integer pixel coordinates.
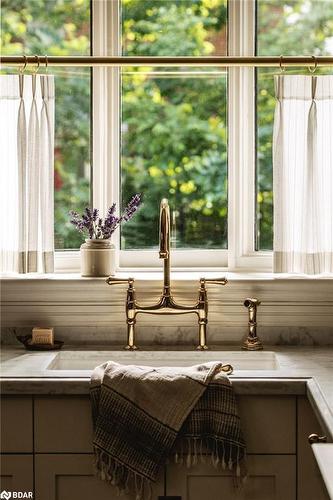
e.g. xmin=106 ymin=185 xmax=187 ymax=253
xmin=159 ymin=198 xmax=171 ymax=294
xmin=159 ymin=198 xmax=170 ymax=258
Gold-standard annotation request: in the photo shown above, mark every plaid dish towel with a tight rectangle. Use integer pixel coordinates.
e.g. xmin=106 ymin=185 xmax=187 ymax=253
xmin=90 ymin=361 xmax=246 ymax=499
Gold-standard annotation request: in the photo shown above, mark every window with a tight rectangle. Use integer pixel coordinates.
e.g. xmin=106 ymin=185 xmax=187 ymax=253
xmin=2 ymin=0 xmax=333 ymax=272
xmin=1 ymin=0 xmax=91 ymax=250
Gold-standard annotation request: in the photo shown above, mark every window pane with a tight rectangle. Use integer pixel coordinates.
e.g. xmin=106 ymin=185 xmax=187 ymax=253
xmin=122 ymin=0 xmax=227 ymax=57
xmin=121 ymin=0 xmax=228 ymax=250
xmin=256 ymin=0 xmax=333 ymax=250
xmin=1 ymin=0 xmax=91 ymax=250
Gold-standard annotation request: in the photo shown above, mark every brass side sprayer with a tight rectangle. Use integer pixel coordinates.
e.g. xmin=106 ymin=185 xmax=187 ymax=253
xmin=242 ymin=298 xmax=263 ymax=351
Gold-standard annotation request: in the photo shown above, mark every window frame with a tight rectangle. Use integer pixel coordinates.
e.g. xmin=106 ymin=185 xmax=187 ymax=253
xmin=54 ymin=0 xmax=273 ymax=273
xmin=228 ymin=0 xmax=272 ymax=272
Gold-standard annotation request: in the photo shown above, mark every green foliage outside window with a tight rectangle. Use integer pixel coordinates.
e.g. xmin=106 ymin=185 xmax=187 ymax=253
xmin=121 ymin=0 xmax=228 ymax=249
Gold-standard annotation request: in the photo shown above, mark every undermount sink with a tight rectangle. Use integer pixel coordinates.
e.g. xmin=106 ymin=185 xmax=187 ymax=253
xmin=47 ymin=350 xmax=279 ymax=371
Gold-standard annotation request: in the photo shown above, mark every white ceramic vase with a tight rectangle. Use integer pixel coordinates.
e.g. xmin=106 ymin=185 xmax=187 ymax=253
xmin=80 ymin=239 xmax=115 ymax=277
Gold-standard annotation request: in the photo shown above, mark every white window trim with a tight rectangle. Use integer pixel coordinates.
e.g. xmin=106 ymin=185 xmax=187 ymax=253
xmin=228 ymin=0 xmax=272 ymax=272
xmin=55 ymin=0 xmax=272 ymax=274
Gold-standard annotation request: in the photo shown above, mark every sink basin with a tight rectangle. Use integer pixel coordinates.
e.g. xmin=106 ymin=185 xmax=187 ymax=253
xmin=47 ymin=350 xmax=279 ymax=371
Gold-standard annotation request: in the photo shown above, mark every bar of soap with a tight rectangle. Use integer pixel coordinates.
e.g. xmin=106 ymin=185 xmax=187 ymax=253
xmin=32 ymin=327 xmax=54 ymax=345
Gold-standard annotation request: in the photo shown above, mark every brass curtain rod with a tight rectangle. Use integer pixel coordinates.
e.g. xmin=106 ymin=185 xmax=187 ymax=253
xmin=1 ymin=55 xmax=333 ymax=68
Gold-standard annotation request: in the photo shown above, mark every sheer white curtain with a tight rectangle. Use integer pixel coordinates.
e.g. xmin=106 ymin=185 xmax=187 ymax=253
xmin=0 ymin=74 xmax=55 ymax=273
xmin=273 ymin=75 xmax=333 ymax=274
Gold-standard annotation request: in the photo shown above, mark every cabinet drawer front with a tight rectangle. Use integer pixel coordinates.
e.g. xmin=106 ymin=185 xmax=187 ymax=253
xmin=238 ymin=396 xmax=296 ymax=454
xmin=35 ymin=396 xmax=92 ymax=452
xmin=166 ymin=455 xmax=296 ymax=500
xmin=34 ymin=395 xmax=296 ymax=454
xmin=35 ymin=454 xmax=164 ymax=500
xmin=0 ymin=454 xmax=33 ymax=493
xmin=1 ymin=397 xmax=33 ymax=452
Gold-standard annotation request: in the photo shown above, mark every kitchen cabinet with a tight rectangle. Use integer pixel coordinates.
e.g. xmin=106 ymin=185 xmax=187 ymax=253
xmin=0 ymin=394 xmax=330 ymax=499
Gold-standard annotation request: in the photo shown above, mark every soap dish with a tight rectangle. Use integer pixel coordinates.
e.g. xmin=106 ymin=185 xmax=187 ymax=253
xmin=17 ymin=336 xmax=64 ymax=351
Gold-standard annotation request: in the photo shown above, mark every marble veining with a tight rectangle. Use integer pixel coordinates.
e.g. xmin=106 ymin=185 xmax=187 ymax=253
xmin=2 ymin=325 xmax=333 ymax=346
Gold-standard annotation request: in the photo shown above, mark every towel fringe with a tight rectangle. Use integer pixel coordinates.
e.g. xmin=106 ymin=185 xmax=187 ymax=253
xmin=94 ymin=440 xmax=246 ymax=495
xmin=94 ymin=447 xmax=154 ymax=500
xmin=199 ymin=438 xmax=203 ymax=463
xmin=192 ymin=438 xmax=198 ymax=466
xmin=172 ymin=436 xmax=246 ymax=484
xmin=186 ymin=438 xmax=192 ymax=467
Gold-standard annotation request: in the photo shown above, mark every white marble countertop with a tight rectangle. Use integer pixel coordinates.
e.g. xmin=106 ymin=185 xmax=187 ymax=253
xmin=312 ymin=444 xmax=333 ymax=499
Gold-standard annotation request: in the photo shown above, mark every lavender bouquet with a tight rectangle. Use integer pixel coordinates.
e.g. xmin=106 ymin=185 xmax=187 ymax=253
xmin=69 ymin=194 xmax=141 ymax=240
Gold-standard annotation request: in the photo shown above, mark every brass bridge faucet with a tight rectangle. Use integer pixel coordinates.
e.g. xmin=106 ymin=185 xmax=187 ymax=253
xmin=106 ymin=198 xmax=228 ymax=350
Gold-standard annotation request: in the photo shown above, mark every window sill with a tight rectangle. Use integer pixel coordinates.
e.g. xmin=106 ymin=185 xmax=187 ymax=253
xmin=1 ymin=271 xmax=333 ymax=281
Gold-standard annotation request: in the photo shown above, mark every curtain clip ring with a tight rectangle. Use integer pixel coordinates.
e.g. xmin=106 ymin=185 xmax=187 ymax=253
xmin=32 ymin=55 xmax=40 ymax=74
xmin=308 ymin=55 xmax=318 ymax=74
xmin=44 ymin=54 xmax=48 ymax=73
xmin=279 ymin=55 xmax=286 ymax=73
xmin=19 ymin=54 xmax=28 ymax=74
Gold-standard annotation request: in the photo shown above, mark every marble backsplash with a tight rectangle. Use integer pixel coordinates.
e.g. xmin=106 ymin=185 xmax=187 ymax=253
xmin=1 ymin=325 xmax=333 ymax=347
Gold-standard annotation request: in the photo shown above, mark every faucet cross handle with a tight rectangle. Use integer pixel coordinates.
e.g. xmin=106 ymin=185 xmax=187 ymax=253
xmin=106 ymin=276 xmax=134 ymax=286
xmin=106 ymin=276 xmax=137 ymax=351
xmin=200 ymin=277 xmax=228 ymax=286
xmin=194 ymin=277 xmax=228 ymax=351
